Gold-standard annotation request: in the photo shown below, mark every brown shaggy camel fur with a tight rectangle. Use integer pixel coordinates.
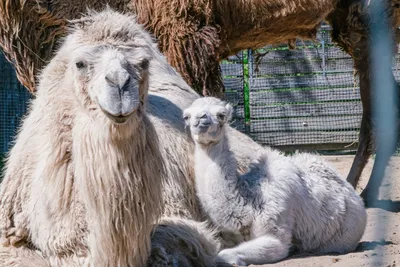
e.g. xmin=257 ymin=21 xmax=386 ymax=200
xmin=0 ymin=0 xmax=399 ymax=205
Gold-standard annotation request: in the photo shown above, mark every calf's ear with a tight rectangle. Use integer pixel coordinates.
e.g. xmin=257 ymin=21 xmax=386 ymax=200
xmin=225 ymin=103 xmax=233 ymax=122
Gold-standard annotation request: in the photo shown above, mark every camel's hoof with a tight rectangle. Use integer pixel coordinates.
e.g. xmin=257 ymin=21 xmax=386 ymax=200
xmin=0 ymin=227 xmax=28 ymax=247
xmin=9 ymin=235 xmax=27 ymax=247
xmin=216 ymin=249 xmax=246 ymax=266
xmin=0 ymin=235 xmax=10 ymax=247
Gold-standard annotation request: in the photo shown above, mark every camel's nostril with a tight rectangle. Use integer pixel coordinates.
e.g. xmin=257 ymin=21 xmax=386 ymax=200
xmin=199 ymin=120 xmax=211 ymax=127
xmin=105 ymin=74 xmax=117 ymax=87
xmin=105 ymin=68 xmax=130 ymax=90
xmin=121 ymin=77 xmax=131 ymax=92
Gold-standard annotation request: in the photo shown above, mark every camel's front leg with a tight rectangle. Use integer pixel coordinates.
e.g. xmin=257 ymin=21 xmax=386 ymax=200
xmin=346 ymin=70 xmax=374 ymax=189
xmin=216 ymin=235 xmax=291 ymax=266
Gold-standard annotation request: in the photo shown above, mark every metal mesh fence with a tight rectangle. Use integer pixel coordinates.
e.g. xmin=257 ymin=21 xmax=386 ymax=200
xmin=221 ymin=51 xmax=246 ymax=133
xmin=222 ymin=23 xmax=400 ymax=153
xmin=248 ymin=24 xmax=362 ymax=150
xmin=0 ymin=51 xmax=31 ymax=157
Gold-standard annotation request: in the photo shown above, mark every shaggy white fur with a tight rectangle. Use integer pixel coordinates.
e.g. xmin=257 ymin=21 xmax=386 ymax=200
xmin=184 ymin=97 xmax=367 ymax=266
xmin=0 ymin=9 xmax=166 ymax=267
xmin=0 ymin=8 xmax=263 ymax=267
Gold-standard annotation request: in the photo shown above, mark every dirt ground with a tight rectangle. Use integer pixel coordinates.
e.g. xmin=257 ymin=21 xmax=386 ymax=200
xmin=252 ymin=155 xmax=400 ymax=267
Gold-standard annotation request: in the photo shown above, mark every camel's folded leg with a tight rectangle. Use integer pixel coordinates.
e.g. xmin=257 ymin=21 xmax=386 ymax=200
xmin=148 ymin=217 xmax=222 ymax=267
xmin=0 ymin=149 xmax=33 ymax=247
xmin=0 ymin=173 xmax=30 ymax=247
xmin=216 ymin=235 xmax=291 ymax=266
xmin=0 ymin=245 xmax=50 ymax=267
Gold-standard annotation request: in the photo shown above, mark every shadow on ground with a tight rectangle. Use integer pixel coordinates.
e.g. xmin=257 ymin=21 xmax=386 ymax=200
xmin=366 ymin=200 xmax=400 ymax=212
xmin=356 ymin=240 xmax=394 ymax=252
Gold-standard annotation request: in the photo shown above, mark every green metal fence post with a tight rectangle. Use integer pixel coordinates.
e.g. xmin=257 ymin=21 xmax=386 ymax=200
xmin=242 ymin=49 xmax=251 ymax=134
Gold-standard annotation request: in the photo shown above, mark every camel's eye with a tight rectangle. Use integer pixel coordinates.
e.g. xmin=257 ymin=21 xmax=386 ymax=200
xmin=139 ymin=59 xmax=149 ymax=70
xmin=217 ymin=113 xmax=225 ymax=121
xmin=75 ymin=61 xmax=86 ymax=69
xmin=183 ymin=115 xmax=189 ymax=121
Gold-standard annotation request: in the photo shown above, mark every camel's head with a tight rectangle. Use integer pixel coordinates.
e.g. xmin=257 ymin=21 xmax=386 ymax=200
xmin=64 ymin=9 xmax=156 ymax=124
xmin=71 ymin=45 xmax=150 ymax=124
xmin=183 ymin=97 xmax=232 ymax=145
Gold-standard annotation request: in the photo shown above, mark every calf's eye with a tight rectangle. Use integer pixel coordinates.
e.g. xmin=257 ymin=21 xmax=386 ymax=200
xmin=76 ymin=61 xmax=86 ymax=69
xmin=217 ymin=113 xmax=225 ymax=120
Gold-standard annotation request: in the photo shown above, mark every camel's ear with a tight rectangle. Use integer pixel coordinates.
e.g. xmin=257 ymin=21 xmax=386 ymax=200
xmin=225 ymin=103 xmax=233 ymax=122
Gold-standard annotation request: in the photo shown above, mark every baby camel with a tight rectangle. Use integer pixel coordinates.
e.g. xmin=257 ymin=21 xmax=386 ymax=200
xmin=183 ymin=97 xmax=367 ymax=266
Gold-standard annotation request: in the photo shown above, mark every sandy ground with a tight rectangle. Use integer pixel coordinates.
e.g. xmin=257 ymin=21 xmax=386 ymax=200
xmin=249 ymin=155 xmax=400 ymax=267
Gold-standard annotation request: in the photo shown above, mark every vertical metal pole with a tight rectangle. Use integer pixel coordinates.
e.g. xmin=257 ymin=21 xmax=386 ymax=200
xmin=369 ymin=0 xmax=398 ymax=265
xmin=321 ymin=40 xmax=326 ymax=77
xmin=243 ymin=49 xmax=251 ymax=134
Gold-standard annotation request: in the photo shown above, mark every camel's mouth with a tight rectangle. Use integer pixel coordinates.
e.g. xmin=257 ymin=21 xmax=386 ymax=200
xmin=191 ymin=123 xmax=223 ymax=144
xmin=100 ymin=107 xmax=134 ymax=124
xmin=196 ymin=124 xmax=212 ymax=133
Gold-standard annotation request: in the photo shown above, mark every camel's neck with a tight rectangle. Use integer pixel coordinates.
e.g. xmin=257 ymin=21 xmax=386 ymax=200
xmin=72 ymin=113 xmax=164 ymax=267
xmin=194 ymin=135 xmax=239 ymax=198
xmin=194 ymin=134 xmax=255 ymax=231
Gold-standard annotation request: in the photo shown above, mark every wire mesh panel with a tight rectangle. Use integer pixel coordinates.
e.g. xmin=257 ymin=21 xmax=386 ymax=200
xmin=220 ymin=23 xmax=400 ymax=151
xmin=0 ymin=51 xmax=31 ymax=156
xmin=248 ymin=24 xmax=361 ymax=149
xmin=221 ymin=51 xmax=246 ymax=133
